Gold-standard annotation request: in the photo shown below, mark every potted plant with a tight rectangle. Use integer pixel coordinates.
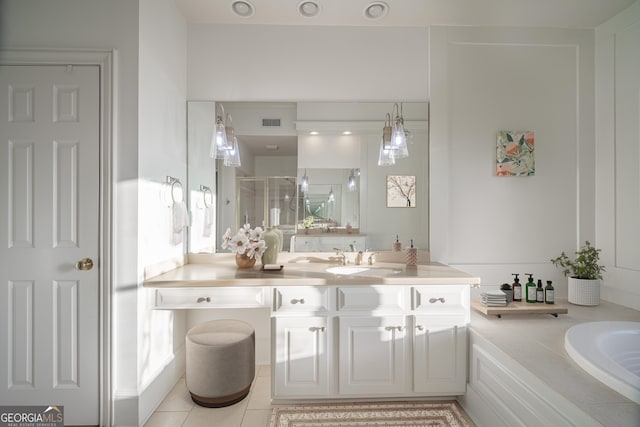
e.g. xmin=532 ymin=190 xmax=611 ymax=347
xmin=550 ymin=241 xmax=605 ymax=306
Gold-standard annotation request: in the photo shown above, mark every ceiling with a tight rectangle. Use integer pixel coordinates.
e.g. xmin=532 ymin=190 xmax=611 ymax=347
xmin=176 ymin=0 xmax=635 ymax=29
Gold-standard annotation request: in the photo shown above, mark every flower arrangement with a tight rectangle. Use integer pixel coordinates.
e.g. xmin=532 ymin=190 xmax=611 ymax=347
xmin=302 ymin=215 xmax=314 ymax=229
xmin=550 ymin=241 xmax=605 ymax=280
xmin=222 ymin=224 xmax=267 ymax=259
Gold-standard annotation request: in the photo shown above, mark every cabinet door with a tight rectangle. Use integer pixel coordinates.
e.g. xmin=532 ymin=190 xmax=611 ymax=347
xmin=273 ymin=316 xmax=329 ymax=397
xmin=413 ymin=315 xmax=467 ymax=394
xmin=339 ymin=316 xmax=406 ymax=395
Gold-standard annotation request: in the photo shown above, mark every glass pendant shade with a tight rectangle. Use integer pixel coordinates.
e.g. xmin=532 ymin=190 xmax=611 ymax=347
xmin=211 ymin=115 xmax=229 ymax=159
xmin=378 ymin=139 xmax=395 ymax=166
xmin=224 ymin=136 xmax=241 ymax=167
xmin=301 ymin=170 xmax=309 ymax=193
xmin=347 ymin=170 xmax=357 ymax=192
xmin=391 ymin=118 xmax=408 ymax=159
xmin=328 ymin=187 xmax=335 ymax=202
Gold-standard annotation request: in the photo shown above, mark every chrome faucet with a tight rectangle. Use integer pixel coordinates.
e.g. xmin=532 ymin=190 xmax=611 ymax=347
xmin=333 ymin=248 xmax=347 ymax=265
xmin=349 ymin=243 xmax=356 ymax=252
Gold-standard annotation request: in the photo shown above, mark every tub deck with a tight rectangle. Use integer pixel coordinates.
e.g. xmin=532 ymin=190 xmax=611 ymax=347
xmin=469 ymin=299 xmax=640 ymax=427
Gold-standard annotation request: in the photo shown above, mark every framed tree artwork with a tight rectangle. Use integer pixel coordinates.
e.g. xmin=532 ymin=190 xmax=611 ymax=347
xmin=387 ymin=175 xmax=416 ymax=207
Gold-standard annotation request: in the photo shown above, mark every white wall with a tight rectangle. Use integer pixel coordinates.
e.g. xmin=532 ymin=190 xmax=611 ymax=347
xmin=187 ymin=24 xmax=430 ymax=101
xmin=429 ymin=26 xmax=596 ymax=298
xmin=0 ymin=1 xmax=143 ymax=424
xmin=137 ymin=0 xmax=188 ymax=425
xmin=596 ymin=1 xmax=640 ymax=310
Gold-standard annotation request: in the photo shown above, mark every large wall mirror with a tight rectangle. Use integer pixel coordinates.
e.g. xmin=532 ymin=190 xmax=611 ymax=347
xmin=187 ymin=101 xmax=428 ymax=253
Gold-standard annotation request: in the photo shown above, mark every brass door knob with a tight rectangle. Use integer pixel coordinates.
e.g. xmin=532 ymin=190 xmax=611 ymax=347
xmin=76 ymin=258 xmax=94 ymax=271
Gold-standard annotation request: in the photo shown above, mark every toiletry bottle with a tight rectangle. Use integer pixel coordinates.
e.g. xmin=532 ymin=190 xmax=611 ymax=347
xmin=536 ymin=279 xmax=544 ymax=303
xmin=545 ymin=280 xmax=555 ymax=304
xmin=406 ymin=239 xmax=417 ymax=267
xmin=512 ymin=274 xmax=522 ymax=302
xmin=525 ymin=274 xmax=537 ymax=303
xmin=392 ymin=235 xmax=402 ymax=252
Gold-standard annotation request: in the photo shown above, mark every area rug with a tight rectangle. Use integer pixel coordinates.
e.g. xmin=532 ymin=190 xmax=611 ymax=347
xmin=269 ymin=401 xmax=474 ymax=427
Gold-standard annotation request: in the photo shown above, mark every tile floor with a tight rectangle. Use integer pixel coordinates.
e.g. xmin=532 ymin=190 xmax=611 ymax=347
xmin=143 ymin=365 xmax=272 ymax=427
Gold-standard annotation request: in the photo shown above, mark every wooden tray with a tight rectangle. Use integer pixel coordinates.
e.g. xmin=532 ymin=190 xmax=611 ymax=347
xmin=472 ymin=299 xmax=568 ymax=318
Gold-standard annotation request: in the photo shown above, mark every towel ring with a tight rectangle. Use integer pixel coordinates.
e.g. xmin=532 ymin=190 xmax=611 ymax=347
xmin=200 ymin=185 xmax=213 ymax=208
xmin=166 ymin=176 xmax=184 ymax=204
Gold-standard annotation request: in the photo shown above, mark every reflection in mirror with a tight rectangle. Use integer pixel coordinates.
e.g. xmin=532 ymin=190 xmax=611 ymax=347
xmin=186 ymin=101 xmax=428 ymax=253
xmin=298 ymin=169 xmax=360 ymax=232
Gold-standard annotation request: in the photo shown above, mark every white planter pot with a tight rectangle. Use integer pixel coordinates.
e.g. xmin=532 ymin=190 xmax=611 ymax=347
xmin=567 ymin=277 xmax=600 ymax=306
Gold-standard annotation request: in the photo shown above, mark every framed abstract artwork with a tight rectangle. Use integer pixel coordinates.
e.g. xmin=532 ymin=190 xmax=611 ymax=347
xmin=387 ymin=175 xmax=416 ymax=207
xmin=496 ymin=130 xmax=535 ymax=176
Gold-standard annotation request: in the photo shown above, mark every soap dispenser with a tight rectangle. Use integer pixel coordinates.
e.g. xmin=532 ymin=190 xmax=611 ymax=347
xmin=406 ymin=239 xmax=417 ymax=267
xmin=392 ymin=235 xmax=402 ymax=252
xmin=512 ymin=274 xmax=522 ymax=302
xmin=525 ymin=274 xmax=537 ymax=303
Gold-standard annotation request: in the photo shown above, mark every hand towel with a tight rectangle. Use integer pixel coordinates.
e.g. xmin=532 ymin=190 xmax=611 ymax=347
xmin=203 ymin=204 xmax=214 ymax=237
xmin=171 ymin=201 xmax=190 ymax=245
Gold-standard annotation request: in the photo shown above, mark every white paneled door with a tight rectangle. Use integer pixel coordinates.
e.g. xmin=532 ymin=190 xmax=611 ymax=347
xmin=0 ymin=65 xmax=100 ymax=425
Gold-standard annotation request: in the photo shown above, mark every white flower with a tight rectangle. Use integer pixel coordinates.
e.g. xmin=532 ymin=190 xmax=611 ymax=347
xmin=229 ymin=233 xmax=250 ymax=254
xmin=222 ymin=223 xmax=267 ymax=259
xmin=221 ymin=227 xmax=232 ymax=250
xmin=247 ymin=240 xmax=267 ymax=259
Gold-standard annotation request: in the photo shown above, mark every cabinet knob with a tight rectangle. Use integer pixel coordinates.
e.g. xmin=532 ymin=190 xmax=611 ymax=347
xmin=291 ymin=298 xmax=305 ymax=304
xmin=429 ymin=297 xmax=446 ymax=304
xmin=416 ymin=325 xmax=424 ymax=331
xmin=197 ymin=297 xmax=211 ymax=303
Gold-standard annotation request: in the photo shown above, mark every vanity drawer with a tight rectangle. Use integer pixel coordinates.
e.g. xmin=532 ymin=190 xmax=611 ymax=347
xmin=337 ymin=286 xmax=405 ymax=312
xmin=272 ymin=286 xmax=329 ymax=313
xmin=411 ymin=285 xmax=470 ymax=317
xmin=153 ymin=287 xmax=267 ymax=309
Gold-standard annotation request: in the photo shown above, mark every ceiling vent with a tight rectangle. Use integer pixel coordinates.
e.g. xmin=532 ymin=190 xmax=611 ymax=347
xmin=262 ymin=118 xmax=281 ymax=127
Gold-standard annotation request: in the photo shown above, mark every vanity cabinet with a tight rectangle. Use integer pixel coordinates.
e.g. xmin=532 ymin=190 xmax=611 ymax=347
xmin=271 ymin=284 xmax=469 ymax=399
xmin=272 ymin=316 xmax=330 ymax=397
xmin=338 ymin=315 xmax=407 ymax=395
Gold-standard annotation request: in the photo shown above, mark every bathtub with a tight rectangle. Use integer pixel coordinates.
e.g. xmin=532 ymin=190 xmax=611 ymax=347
xmin=565 ymin=321 xmax=640 ymax=404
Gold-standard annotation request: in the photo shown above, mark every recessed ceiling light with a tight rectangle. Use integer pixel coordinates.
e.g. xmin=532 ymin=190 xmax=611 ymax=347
xmin=309 ymin=131 xmax=319 ymax=135
xmin=298 ymin=1 xmax=320 ymax=18
xmin=231 ymin=1 xmax=254 ymax=17
xmin=342 ymin=131 xmax=352 ymax=135
xmin=364 ymin=1 xmax=388 ymax=20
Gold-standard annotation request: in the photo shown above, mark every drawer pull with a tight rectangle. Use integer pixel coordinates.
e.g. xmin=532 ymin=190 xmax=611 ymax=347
xmin=309 ymin=326 xmax=326 ymax=332
xmin=429 ymin=297 xmax=446 ymax=304
xmin=197 ymin=297 xmax=211 ymax=303
xmin=385 ymin=326 xmax=404 ymax=332
xmin=291 ymin=298 xmax=305 ymax=304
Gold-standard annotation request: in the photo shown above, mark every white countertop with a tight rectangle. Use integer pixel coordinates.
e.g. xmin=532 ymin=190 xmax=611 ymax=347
xmin=144 ymin=253 xmax=481 ymax=287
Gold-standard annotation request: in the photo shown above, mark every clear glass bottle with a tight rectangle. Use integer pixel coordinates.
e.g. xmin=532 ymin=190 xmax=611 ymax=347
xmin=545 ymin=280 xmax=555 ymax=304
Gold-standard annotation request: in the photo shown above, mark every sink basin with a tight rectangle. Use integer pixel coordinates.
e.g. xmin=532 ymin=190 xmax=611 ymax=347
xmin=326 ymin=266 xmax=370 ymax=275
xmin=325 ymin=266 xmax=403 ymax=276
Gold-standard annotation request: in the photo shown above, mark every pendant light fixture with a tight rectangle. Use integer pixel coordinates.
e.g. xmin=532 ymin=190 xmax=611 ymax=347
xmin=378 ymin=113 xmax=396 ymax=166
xmin=210 ymin=103 xmax=234 ymax=159
xmin=347 ymin=169 xmax=357 ymax=192
xmin=224 ymin=136 xmax=242 ymax=167
xmin=301 ymin=169 xmax=309 ymax=193
xmin=390 ymin=103 xmax=408 ymax=159
xmin=328 ymin=187 xmax=335 ymax=202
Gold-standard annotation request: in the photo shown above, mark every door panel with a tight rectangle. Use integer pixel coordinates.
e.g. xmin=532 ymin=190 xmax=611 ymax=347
xmin=0 ymin=65 xmax=100 ymax=426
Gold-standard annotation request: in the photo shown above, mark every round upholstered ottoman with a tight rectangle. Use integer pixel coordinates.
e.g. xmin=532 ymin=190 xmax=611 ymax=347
xmin=185 ymin=319 xmax=255 ymax=407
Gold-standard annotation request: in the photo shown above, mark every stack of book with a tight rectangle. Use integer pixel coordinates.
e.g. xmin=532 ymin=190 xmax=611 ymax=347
xmin=481 ymin=290 xmax=507 ymax=307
